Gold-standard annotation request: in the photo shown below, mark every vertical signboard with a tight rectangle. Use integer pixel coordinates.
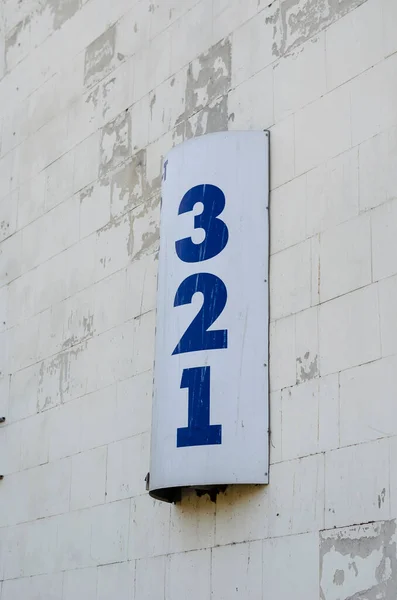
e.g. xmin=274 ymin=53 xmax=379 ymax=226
xmin=150 ymin=131 xmax=269 ymax=502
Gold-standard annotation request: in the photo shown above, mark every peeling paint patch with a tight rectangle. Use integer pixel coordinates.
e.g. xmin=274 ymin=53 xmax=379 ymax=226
xmin=84 ymin=24 xmax=117 ymax=88
xmin=51 ymin=0 xmax=81 ymax=30
xmin=185 ymin=38 xmax=231 ymax=119
xmin=320 ymin=520 xmax=397 ymax=600
xmin=128 ymin=193 xmax=160 ymax=260
xmin=62 ymin=312 xmax=95 ymax=350
xmin=37 ymin=343 xmax=87 ymax=410
xmin=175 ymin=38 xmax=231 ymax=141
xmin=275 ymin=0 xmax=368 ymax=56
xmin=99 ymin=110 xmax=131 ymax=176
xmin=111 ymin=150 xmax=146 ymax=219
xmin=184 ymin=95 xmax=229 ymax=140
xmin=5 ymin=17 xmax=31 ymax=70
xmin=296 ymin=352 xmax=319 ymax=383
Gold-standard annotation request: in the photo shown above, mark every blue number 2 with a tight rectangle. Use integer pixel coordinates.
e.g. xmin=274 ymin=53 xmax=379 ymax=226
xmin=175 ymin=184 xmax=229 ymax=263
xmin=177 ymin=366 xmax=222 ymax=447
xmin=172 ymin=273 xmax=227 ymax=355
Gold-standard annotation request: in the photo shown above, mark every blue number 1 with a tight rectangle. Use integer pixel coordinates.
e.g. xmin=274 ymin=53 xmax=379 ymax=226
xmin=177 ymin=367 xmax=222 ymax=448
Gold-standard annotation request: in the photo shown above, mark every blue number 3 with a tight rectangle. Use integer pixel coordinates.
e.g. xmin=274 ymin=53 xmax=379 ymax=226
xmin=175 ymin=184 xmax=229 ymax=263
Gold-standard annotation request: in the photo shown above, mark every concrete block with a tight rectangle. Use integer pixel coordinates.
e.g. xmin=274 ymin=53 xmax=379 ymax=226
xmin=0 ymin=373 xmax=10 ymax=418
xmin=95 ymin=215 xmax=130 ymax=281
xmin=9 ymin=363 xmax=39 ymax=422
xmin=110 ymin=151 xmax=147 ymax=221
xmin=21 ymin=194 xmax=80 ymax=272
xmin=94 ymin=268 xmax=127 ymax=335
xmin=320 ymin=213 xmax=372 ymax=302
xmin=8 ymin=312 xmax=40 ymax=372
xmin=3 ymin=517 xmax=58 ymax=578
xmin=318 ymin=373 xmax=340 ymax=453
xmin=19 ymin=411 xmax=49 ymax=470
xmin=169 ymin=490 xmax=215 ymax=553
xmin=78 ymin=384 xmax=119 ymax=453
xmin=263 ymin=533 xmax=319 ymax=599
xmin=321 ymin=520 xmax=397 ymax=600
xmin=270 ymin=239 xmax=311 ymax=319
xmin=0 ymin=192 xmax=18 ymax=243
xmin=92 ymin=321 xmax=135 ymax=391
xmin=0 ymin=420 xmax=21 ymax=475
xmin=55 ymin=510 xmax=94 ymax=571
xmin=269 ymin=115 xmax=295 ymax=190
xmin=274 ymin=33 xmax=326 ymax=122
xmin=359 ymin=126 xmax=397 ymax=211
xmin=125 ymin=252 xmax=158 ymax=321
xmin=106 ymin=433 xmax=149 ymax=501
xmin=319 ymin=285 xmax=381 ymax=375
xmin=127 ymin=194 xmax=160 ymax=262
xmin=115 ymin=370 xmax=153 ymax=439
xmin=326 ymin=0 xmax=384 ymax=90
xmin=90 ymin=499 xmax=130 ymax=565
xmin=0 ymin=284 xmax=8 ymax=333
xmin=116 ymin=1 xmax=150 ymax=58
xmin=96 ymin=59 xmax=135 ymax=126
xmin=7 ymin=268 xmax=37 ymax=328
xmin=129 ymin=95 xmax=150 ymax=154
xmin=0 ymin=231 xmax=22 ymax=286
xmin=148 ymin=70 xmax=186 ymax=143
xmin=166 ymin=550 xmax=211 ymax=600
xmin=211 ymin=541 xmax=262 ymax=600
xmin=70 ymin=446 xmax=107 ymax=510
xmin=17 ymin=171 xmax=46 ymax=229
xmin=269 ymin=314 xmax=296 ymax=392
xmin=99 ymin=110 xmax=131 ymax=177
xmin=63 ymin=567 xmax=98 ymax=600
xmin=306 ymin=147 xmax=359 ymax=237
xmin=129 ymin=494 xmax=170 ymax=559
xmin=295 ymin=84 xmax=351 ymax=175
xmin=340 ymin=356 xmax=397 ymax=445
xmin=231 ymin=6 xmax=276 ymax=87
xmin=97 ymin=562 xmax=135 ymax=600
xmin=73 ymin=130 xmax=101 ymax=195
xmin=281 ymin=374 xmax=339 ymax=457
xmin=269 ymin=390 xmax=282 ymax=464
xmin=351 ymin=53 xmax=397 ymax=145
xmin=169 ymin=0 xmax=213 ymax=73
xmin=228 ymin=65 xmax=273 ymax=131
xmin=33 ymin=234 xmax=96 ymax=316
xmin=383 ymin=0 xmax=397 ymax=58
xmin=281 ymin=380 xmax=319 ymax=460
xmin=48 ymin=399 xmax=83 ymax=460
xmin=270 ymin=174 xmax=306 ymax=254
xmin=132 ymin=310 xmax=155 ymax=376
xmin=135 ymin=556 xmax=165 ymax=600
xmin=266 ymin=453 xmax=325 ymax=536
xmin=372 ymin=198 xmax=397 ymax=281
xmin=3 ymin=573 xmax=63 ymax=600
xmin=379 ymin=274 xmax=397 ymax=357
xmin=325 ymin=439 xmax=390 ymax=528
xmin=84 ymin=24 xmax=118 ymax=89
xmin=215 ymin=486 xmax=267 ymax=546
xmin=295 ymin=305 xmax=319 ymax=384
xmin=29 ymin=458 xmax=72 ymax=521
xmin=79 ymin=179 xmax=111 ymax=239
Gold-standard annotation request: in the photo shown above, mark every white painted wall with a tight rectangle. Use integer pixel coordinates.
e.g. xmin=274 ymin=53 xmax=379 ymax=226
xmin=0 ymin=0 xmax=396 ymax=598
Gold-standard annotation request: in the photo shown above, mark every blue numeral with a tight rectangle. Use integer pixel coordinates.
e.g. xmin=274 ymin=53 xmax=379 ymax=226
xmin=175 ymin=184 xmax=229 ymax=263
xmin=172 ymin=273 xmax=227 ymax=355
xmin=177 ymin=366 xmax=222 ymax=448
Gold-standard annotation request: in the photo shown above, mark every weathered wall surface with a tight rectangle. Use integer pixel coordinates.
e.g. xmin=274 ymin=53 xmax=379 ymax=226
xmin=0 ymin=0 xmax=396 ymax=597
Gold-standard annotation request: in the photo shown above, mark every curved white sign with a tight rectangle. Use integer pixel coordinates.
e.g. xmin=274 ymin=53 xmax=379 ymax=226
xmin=150 ymin=131 xmax=269 ymax=502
